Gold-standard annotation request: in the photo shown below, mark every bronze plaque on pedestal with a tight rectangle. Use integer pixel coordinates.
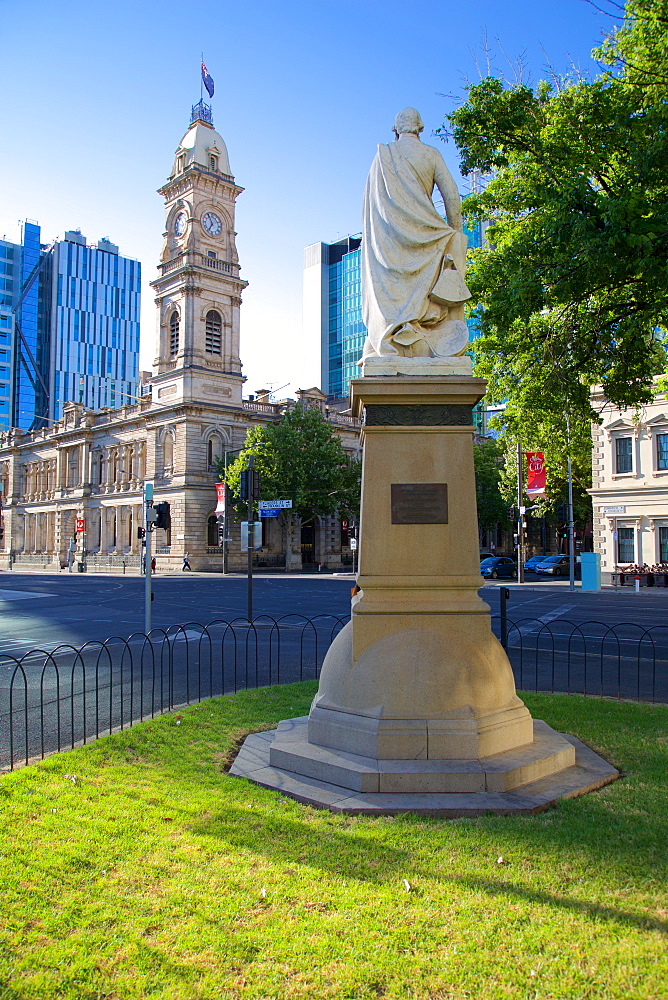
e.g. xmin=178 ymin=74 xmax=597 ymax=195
xmin=391 ymin=483 xmax=448 ymax=524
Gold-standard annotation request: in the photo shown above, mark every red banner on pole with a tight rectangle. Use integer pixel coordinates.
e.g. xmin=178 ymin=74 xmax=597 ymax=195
xmin=526 ymin=452 xmax=546 ymax=497
xmin=215 ymin=483 xmax=227 ymax=515
xmin=76 ymin=518 xmax=85 ymax=533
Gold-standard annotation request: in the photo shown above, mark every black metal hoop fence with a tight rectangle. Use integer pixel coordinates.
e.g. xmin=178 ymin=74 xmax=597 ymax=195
xmin=1 ymin=613 xmax=667 ymax=771
xmin=1 ymin=614 xmax=347 ymax=773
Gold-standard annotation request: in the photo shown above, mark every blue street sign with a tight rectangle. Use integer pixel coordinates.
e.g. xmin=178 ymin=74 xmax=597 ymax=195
xmin=260 ymin=509 xmax=280 ymax=517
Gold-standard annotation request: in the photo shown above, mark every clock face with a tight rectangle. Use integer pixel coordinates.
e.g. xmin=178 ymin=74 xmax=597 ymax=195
xmin=202 ymin=212 xmax=222 ymax=237
xmin=173 ymin=212 xmax=187 ymax=237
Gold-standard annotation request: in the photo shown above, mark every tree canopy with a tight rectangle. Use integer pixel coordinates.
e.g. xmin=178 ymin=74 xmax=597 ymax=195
xmin=439 ymin=0 xmax=668 ymax=436
xmin=220 ymin=406 xmax=361 ymax=524
xmin=473 ymin=438 xmax=511 ymax=539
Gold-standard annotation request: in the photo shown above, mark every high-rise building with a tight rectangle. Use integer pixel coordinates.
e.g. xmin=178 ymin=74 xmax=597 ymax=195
xmin=303 ymin=236 xmax=364 ymax=402
xmin=51 ymin=231 xmax=140 ymax=418
xmin=0 ymin=236 xmax=18 ymax=430
xmin=0 ymin=221 xmax=140 ymax=431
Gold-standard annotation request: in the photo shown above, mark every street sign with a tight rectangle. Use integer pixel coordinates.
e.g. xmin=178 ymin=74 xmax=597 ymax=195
xmin=76 ymin=518 xmax=85 ymax=533
xmin=258 ymin=499 xmax=292 ymax=510
xmin=240 ymin=521 xmax=263 ymax=551
xmin=602 ymin=505 xmax=626 ymax=514
xmin=260 ymin=509 xmax=280 ymax=517
xmin=349 ymin=538 xmax=357 ymax=551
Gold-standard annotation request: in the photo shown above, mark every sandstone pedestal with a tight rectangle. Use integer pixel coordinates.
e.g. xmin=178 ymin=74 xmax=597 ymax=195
xmin=231 ymin=375 xmax=618 ymax=814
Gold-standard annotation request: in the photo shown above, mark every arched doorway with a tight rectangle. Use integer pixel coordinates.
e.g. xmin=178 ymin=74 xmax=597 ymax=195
xmin=207 ymin=515 xmax=219 ymax=547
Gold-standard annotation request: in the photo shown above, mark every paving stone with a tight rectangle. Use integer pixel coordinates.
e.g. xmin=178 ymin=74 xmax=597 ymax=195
xmin=229 ymin=722 xmax=619 ymax=816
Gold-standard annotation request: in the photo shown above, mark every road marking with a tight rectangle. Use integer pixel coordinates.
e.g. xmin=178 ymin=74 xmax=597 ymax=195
xmin=508 ymin=605 xmax=576 ymax=641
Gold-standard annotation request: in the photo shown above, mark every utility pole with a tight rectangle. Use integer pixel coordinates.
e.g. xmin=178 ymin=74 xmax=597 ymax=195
xmin=223 ymin=451 xmax=235 ymax=576
xmin=222 ymin=448 xmax=245 ymax=575
xmin=222 ymin=483 xmax=230 ymax=575
xmin=567 ymin=454 xmax=576 ymax=592
xmin=144 ymin=482 xmax=155 ymax=635
xmin=565 ymin=415 xmax=576 ymax=592
xmin=246 ymin=455 xmax=254 ymax=622
xmin=516 ymin=441 xmax=525 ymax=583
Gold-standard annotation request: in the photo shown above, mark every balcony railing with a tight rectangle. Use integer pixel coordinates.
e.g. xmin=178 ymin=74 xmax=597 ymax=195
xmin=159 ymin=252 xmax=239 ymax=277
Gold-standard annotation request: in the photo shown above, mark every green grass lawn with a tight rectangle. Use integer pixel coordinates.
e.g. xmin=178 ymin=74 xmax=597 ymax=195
xmin=1 ymin=686 xmax=666 ymax=1000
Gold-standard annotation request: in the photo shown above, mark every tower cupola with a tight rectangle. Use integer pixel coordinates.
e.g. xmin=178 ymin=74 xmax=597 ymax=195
xmin=171 ymin=101 xmax=232 ymax=178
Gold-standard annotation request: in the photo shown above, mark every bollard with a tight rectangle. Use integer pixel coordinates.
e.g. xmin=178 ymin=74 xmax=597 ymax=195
xmin=634 ymin=574 xmax=641 ymax=594
xmin=500 ymin=587 xmax=510 ymax=649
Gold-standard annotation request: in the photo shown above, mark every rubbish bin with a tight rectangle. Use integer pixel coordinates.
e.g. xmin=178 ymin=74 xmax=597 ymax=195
xmin=77 ymin=562 xmax=86 ymax=573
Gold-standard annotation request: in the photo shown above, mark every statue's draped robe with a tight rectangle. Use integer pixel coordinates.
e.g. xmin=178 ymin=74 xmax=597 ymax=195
xmin=361 ymin=136 xmax=464 ymax=358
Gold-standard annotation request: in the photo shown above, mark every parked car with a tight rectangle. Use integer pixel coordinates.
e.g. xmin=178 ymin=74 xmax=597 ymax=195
xmin=479 ymin=552 xmax=496 ymax=563
xmin=480 ymin=556 xmax=517 ymax=580
xmin=535 ymin=554 xmax=571 ymax=576
xmin=524 ymin=555 xmax=546 ymax=574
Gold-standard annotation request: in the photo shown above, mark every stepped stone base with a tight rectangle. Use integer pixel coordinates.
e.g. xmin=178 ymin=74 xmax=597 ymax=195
xmin=229 ymin=718 xmax=619 ymax=816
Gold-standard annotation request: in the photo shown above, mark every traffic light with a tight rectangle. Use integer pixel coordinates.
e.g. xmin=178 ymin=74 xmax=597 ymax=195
xmin=217 ymin=520 xmax=225 ymax=546
xmin=556 ymin=503 xmax=567 ymax=522
xmin=137 ymin=526 xmax=145 ymax=539
xmin=240 ymin=469 xmax=261 ymax=502
xmin=154 ymin=502 xmax=171 ymax=530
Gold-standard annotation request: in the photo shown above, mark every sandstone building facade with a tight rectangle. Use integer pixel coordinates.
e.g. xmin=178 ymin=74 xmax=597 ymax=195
xmin=590 ymin=382 xmax=668 ymax=581
xmin=0 ymin=102 xmax=360 ymax=573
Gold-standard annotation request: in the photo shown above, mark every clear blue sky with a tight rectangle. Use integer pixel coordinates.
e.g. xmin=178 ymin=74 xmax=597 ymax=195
xmin=0 ymin=0 xmax=616 ymax=395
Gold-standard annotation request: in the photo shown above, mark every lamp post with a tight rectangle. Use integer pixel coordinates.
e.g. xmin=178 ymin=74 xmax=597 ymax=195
xmin=566 ymin=416 xmax=575 ymax=592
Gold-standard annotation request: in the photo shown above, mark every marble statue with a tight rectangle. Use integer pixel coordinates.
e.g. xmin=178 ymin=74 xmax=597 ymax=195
xmin=361 ymin=108 xmax=471 ymax=361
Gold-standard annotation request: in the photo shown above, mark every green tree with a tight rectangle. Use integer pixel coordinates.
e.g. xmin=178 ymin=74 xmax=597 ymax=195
xmin=438 ymin=0 xmax=668 ymax=437
xmin=473 ymin=438 xmax=511 ymax=545
xmin=494 ymin=424 xmax=593 ymax=549
xmin=218 ymin=406 xmax=361 ymax=570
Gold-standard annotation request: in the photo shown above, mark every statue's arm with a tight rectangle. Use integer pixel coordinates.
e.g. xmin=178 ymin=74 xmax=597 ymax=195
xmin=433 ymin=152 xmax=462 ymax=231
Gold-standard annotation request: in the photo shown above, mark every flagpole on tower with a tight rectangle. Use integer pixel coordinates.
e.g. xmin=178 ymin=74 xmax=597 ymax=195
xmin=200 ymin=52 xmax=204 ymax=102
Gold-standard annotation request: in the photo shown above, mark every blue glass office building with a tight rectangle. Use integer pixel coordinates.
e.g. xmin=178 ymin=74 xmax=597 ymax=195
xmin=0 ymin=238 xmax=18 ymax=431
xmin=51 ymin=232 xmax=141 ymax=416
xmin=303 ymin=235 xmax=364 ymax=401
xmin=0 ymin=223 xmax=140 ymax=430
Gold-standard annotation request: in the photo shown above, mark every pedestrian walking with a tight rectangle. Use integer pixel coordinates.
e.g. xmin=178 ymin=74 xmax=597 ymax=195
xmin=182 ymin=552 xmax=192 ymax=571
xmin=151 ymin=556 xmax=156 ymax=573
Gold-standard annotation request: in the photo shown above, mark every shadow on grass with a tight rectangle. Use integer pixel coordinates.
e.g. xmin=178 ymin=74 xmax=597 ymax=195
xmin=459 ymin=875 xmax=668 ymax=936
xmin=190 ymin=791 xmax=668 ymax=937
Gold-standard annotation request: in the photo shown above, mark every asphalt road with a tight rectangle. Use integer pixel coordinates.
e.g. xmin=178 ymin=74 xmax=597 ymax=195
xmin=0 ymin=570 xmax=666 ymax=656
xmin=1 ymin=571 xmax=666 ymax=769
xmin=0 ymin=571 xmax=354 ymax=656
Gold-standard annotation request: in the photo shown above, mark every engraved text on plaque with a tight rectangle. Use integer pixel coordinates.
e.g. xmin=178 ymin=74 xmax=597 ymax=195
xmin=391 ymin=483 xmax=448 ymax=524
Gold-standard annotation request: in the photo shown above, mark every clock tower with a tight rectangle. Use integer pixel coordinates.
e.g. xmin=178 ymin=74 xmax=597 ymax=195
xmin=150 ymin=100 xmax=247 ymax=408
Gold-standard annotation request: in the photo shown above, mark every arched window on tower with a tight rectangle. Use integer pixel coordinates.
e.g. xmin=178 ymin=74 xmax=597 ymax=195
xmin=205 ymin=310 xmax=222 ymax=355
xmin=163 ymin=433 xmax=174 ymax=476
xmin=169 ymin=311 xmax=179 ymax=357
xmin=209 ymin=154 xmax=218 ymax=171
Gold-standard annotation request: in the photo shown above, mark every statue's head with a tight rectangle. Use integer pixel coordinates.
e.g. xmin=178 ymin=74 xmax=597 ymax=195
xmin=393 ymin=108 xmax=424 ymax=138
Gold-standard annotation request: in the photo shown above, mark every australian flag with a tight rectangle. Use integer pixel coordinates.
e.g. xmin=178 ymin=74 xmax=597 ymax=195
xmin=201 ymin=62 xmax=214 ymax=98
